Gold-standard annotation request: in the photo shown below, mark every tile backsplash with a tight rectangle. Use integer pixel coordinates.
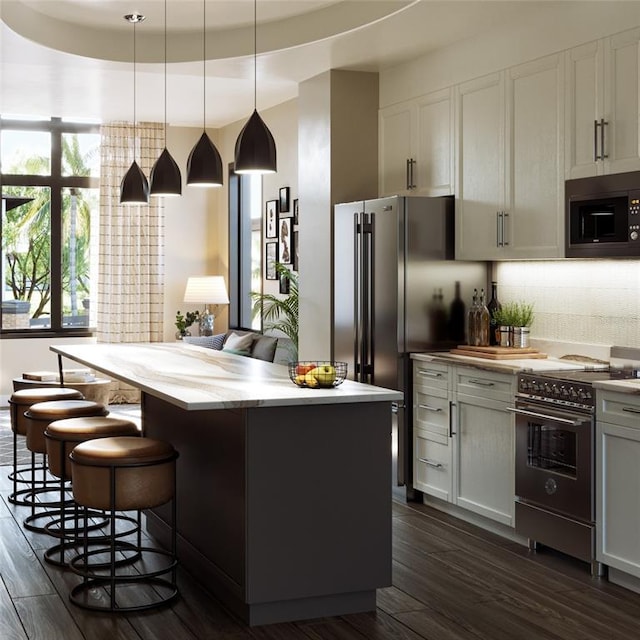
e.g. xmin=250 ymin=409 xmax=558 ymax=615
xmin=495 ymin=260 xmax=640 ymax=347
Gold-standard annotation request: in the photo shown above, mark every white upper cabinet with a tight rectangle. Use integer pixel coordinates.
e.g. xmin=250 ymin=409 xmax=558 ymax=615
xmin=379 ymin=88 xmax=454 ymax=197
xmin=455 ymin=72 xmax=505 ymax=260
xmin=456 ymin=55 xmax=564 ymax=260
xmin=565 ymin=28 xmax=640 ymax=179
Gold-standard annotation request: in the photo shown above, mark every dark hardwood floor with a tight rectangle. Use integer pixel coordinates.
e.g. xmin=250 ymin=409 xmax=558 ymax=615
xmin=2 ymin=467 xmax=640 ymax=640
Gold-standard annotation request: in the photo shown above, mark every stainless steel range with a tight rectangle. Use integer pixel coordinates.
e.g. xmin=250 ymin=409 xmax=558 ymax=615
xmin=511 ymin=368 xmax=639 ymax=576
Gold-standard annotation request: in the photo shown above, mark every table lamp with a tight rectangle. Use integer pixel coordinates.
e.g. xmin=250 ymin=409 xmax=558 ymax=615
xmin=183 ymin=276 xmax=229 ymax=336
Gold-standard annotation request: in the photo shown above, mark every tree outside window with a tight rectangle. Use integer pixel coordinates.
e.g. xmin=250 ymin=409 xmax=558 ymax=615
xmin=1 ymin=117 xmax=100 ymax=334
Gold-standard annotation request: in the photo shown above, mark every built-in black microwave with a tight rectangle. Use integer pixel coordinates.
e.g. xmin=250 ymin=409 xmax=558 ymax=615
xmin=566 ymin=171 xmax=640 ymax=257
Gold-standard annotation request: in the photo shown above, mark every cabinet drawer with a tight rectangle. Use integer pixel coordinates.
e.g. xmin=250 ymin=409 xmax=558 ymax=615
xmin=413 ymin=360 xmax=449 ymax=391
xmin=455 ymin=367 xmax=514 ymax=402
xmin=413 ymin=386 xmax=449 ymax=441
xmin=597 ymin=391 xmax=640 ymax=430
xmin=414 ymin=428 xmax=451 ymax=501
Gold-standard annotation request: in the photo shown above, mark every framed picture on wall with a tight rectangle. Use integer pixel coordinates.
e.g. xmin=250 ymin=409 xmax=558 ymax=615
xmin=265 ymin=200 xmax=278 ymax=239
xmin=266 ymin=241 xmax=278 ymax=279
xmin=293 ymin=198 xmax=299 ymax=225
xmin=293 ymin=230 xmax=299 ymax=271
xmin=278 ymin=215 xmax=292 ymax=265
xmin=279 ymin=273 xmax=290 ymax=294
xmin=279 ymin=186 xmax=290 ymax=213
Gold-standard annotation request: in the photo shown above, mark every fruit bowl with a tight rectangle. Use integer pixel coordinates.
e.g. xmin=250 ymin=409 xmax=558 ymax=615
xmin=288 ymin=361 xmax=348 ymax=388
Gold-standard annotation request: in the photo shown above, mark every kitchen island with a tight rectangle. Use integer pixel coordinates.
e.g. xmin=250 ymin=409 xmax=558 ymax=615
xmin=50 ymin=342 xmax=401 ymax=625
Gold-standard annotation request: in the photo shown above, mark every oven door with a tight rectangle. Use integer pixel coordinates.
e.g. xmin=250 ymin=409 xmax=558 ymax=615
xmin=511 ymin=399 xmax=593 ymax=523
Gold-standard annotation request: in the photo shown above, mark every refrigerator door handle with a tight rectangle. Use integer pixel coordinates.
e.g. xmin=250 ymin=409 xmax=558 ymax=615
xmin=367 ymin=212 xmax=375 ymax=382
xmin=353 ymin=212 xmax=362 ymax=380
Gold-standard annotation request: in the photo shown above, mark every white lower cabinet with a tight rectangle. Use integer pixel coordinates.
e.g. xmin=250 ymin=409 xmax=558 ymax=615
xmin=412 ymin=360 xmax=515 ymax=527
xmin=596 ymin=390 xmax=640 ymax=577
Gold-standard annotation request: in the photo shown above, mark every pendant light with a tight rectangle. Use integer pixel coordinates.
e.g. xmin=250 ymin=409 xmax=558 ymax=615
xmin=120 ymin=13 xmax=149 ymax=204
xmin=234 ymin=0 xmax=277 ymax=174
xmin=150 ymin=0 xmax=182 ymax=197
xmin=186 ymin=0 xmax=223 ymax=187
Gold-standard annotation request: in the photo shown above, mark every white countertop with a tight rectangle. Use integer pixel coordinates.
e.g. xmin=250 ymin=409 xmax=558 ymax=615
xmin=593 ymin=379 xmax=640 ymax=395
xmin=411 ymin=351 xmax=591 ymax=374
xmin=51 ymin=342 xmax=402 ymax=410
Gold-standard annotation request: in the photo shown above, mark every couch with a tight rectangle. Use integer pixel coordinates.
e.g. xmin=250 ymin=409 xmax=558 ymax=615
xmin=183 ymin=329 xmax=279 ymax=363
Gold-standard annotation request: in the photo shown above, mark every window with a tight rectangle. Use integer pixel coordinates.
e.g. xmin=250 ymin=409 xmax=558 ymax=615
xmin=228 ymin=167 xmax=262 ymax=330
xmin=1 ymin=116 xmax=100 ymax=335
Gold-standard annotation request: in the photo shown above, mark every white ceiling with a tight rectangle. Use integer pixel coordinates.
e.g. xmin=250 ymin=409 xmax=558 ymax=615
xmin=0 ymin=1 xmax=572 ymax=128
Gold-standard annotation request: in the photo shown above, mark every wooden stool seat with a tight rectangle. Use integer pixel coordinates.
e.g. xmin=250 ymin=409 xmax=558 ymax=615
xmin=69 ymin=436 xmax=179 ymax=612
xmin=7 ymin=387 xmax=84 ymax=507
xmin=45 ymin=417 xmax=140 ymax=479
xmin=25 ymin=400 xmax=109 ymax=454
xmin=43 ymin=417 xmax=140 ymax=568
xmin=71 ymin=437 xmax=176 ymax=511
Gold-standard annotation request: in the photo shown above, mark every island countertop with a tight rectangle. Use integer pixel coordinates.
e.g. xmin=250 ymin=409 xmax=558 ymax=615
xmin=50 ymin=342 xmax=402 ymax=411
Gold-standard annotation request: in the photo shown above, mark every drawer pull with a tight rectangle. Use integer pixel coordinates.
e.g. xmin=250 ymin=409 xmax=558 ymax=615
xmin=418 ymin=404 xmax=442 ymax=412
xmin=418 ymin=369 xmax=442 ymax=378
xmin=622 ymin=407 xmax=640 ymax=415
xmin=467 ymin=379 xmax=495 ymax=387
xmin=418 ymin=457 xmax=443 ymax=469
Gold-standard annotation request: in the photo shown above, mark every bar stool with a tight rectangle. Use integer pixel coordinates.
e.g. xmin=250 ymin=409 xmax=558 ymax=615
xmin=69 ymin=436 xmax=179 ymax=612
xmin=22 ymin=400 xmax=109 ymax=533
xmin=7 ymin=387 xmax=84 ymax=506
xmin=44 ymin=416 xmax=141 ymax=567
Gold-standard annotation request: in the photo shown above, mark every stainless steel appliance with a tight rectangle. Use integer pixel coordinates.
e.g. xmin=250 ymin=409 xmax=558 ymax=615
xmin=333 ymin=195 xmax=488 ymax=499
xmin=566 ymin=170 xmax=640 ymax=257
xmin=512 ymin=368 xmax=639 ymax=575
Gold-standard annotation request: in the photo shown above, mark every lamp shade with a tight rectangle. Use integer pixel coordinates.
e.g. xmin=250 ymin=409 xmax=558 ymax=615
xmin=186 ymin=132 xmax=224 ymax=187
xmin=183 ymin=276 xmax=229 ymax=305
xmin=150 ymin=147 xmax=182 ymax=196
xmin=120 ymin=160 xmax=149 ymax=204
xmin=234 ymin=109 xmax=277 ymax=174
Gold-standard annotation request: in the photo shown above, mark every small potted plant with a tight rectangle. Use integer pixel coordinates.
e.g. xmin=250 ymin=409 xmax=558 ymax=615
xmin=175 ymin=310 xmax=200 ymax=339
xmin=491 ymin=305 xmax=515 ymax=347
xmin=511 ymin=302 xmax=534 ymax=348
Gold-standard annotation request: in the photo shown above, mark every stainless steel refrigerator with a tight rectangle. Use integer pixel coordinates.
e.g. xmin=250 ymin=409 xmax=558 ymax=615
xmin=332 ymin=195 xmax=487 ymax=499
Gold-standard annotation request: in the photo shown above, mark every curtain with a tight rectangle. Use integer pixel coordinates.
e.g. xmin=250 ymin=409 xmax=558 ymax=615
xmin=98 ymin=122 xmax=165 ymax=402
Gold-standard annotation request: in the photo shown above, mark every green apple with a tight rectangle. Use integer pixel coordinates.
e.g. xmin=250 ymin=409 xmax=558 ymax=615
xmin=308 ymin=365 xmax=336 ymax=386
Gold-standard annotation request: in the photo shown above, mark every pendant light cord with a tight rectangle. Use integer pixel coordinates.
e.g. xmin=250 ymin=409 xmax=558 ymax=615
xmin=133 ymin=19 xmax=137 ymax=161
xmin=253 ymin=0 xmax=257 ymax=110
xmin=163 ymin=0 xmax=167 ymax=144
xmin=203 ymin=0 xmax=206 ymax=131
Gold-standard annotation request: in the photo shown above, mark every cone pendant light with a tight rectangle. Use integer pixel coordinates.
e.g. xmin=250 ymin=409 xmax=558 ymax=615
xmin=234 ymin=0 xmax=276 ymax=174
xmin=186 ymin=0 xmax=223 ymax=187
xmin=120 ymin=13 xmax=149 ymax=204
xmin=150 ymin=0 xmax=182 ymax=196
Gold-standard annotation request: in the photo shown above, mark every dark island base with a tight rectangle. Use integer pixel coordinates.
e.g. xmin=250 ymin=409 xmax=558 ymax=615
xmin=143 ymin=393 xmax=392 ymax=626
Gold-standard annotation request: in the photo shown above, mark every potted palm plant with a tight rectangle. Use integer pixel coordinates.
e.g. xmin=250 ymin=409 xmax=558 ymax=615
xmin=250 ymin=262 xmax=298 ymax=359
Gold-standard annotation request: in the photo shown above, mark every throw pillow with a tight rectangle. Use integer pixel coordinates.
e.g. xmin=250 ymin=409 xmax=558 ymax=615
xmin=222 ymin=332 xmax=254 ymax=356
xmin=183 ymin=334 xmax=225 ymax=350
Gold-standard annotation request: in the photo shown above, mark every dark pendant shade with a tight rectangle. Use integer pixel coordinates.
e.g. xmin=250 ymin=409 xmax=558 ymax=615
xmin=234 ymin=109 xmax=277 ymax=174
xmin=150 ymin=147 xmax=182 ymax=196
xmin=186 ymin=132 xmax=223 ymax=187
xmin=120 ymin=160 xmax=149 ymax=204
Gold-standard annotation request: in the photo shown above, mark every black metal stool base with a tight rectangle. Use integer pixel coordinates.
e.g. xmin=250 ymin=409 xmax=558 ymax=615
xmin=69 ymin=546 xmax=178 ymax=612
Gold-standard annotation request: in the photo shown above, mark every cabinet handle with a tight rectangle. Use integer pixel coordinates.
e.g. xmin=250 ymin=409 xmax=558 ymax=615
xmin=406 ymin=158 xmax=411 ymax=190
xmin=418 ymin=457 xmax=443 ymax=469
xmin=594 ymin=119 xmax=599 ymax=160
xmin=418 ymin=404 xmax=442 ymax=412
xmin=622 ymin=406 xmax=640 ymax=415
xmin=502 ymin=212 xmax=509 ymax=246
xmin=449 ymin=400 xmax=455 ymax=437
xmin=418 ymin=369 xmax=442 ymax=378
xmin=406 ymin=158 xmax=417 ymax=190
xmin=600 ymin=118 xmax=608 ymax=159
xmin=496 ymin=211 xmax=502 ymax=247
xmin=467 ymin=379 xmax=495 ymax=387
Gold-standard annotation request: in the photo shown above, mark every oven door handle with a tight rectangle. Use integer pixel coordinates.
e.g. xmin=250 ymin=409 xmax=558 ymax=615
xmin=506 ymin=406 xmax=587 ymax=426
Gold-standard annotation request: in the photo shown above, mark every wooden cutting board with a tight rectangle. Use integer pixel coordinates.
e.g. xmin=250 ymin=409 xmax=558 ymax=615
xmin=450 ymin=345 xmax=547 ymax=360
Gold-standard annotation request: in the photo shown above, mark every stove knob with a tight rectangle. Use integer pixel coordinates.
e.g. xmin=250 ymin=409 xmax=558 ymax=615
xmin=585 ymin=390 xmax=592 ymax=400
xmin=569 ymin=387 xmax=578 ymax=398
xmin=560 ymin=386 xmax=569 ymax=397
xmin=531 ymin=382 xmax=540 ymax=393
